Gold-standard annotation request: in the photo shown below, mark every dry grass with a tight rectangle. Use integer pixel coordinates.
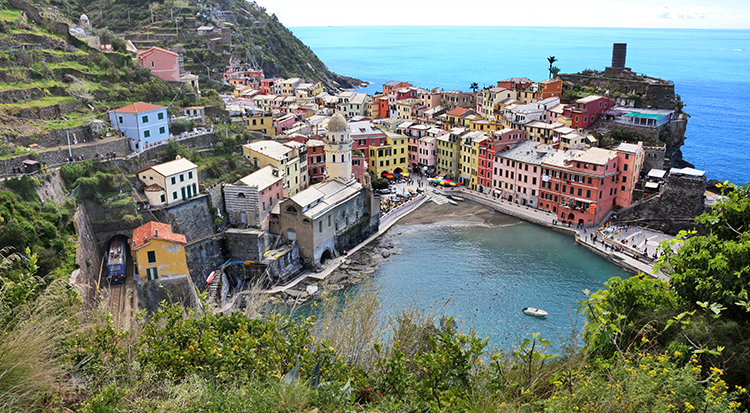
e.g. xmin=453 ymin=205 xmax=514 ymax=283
xmin=0 ymin=278 xmax=80 ymax=410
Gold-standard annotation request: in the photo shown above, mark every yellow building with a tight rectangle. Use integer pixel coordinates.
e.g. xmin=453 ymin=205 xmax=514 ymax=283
xmin=469 ymin=119 xmax=504 ymax=132
xmin=132 ymin=222 xmax=188 ymax=283
xmin=368 ymin=131 xmax=409 ymax=176
xmin=459 ymin=131 xmax=487 ymax=189
xmin=395 ymin=98 xmax=421 ymax=121
xmin=435 ymin=127 xmax=467 ymax=178
xmin=242 ymin=140 xmax=302 ymax=196
xmin=243 ymin=111 xmax=275 ymax=136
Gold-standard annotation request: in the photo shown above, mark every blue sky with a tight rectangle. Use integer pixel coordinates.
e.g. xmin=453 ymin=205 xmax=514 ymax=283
xmin=255 ymin=0 xmax=750 ymax=29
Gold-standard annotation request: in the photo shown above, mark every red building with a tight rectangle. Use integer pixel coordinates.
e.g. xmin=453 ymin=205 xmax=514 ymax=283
xmin=259 ymin=78 xmax=279 ymax=95
xmin=497 ymin=77 xmax=534 ymax=92
xmin=305 ymin=138 xmax=327 ymax=184
xmin=538 ymin=147 xmax=621 ymax=227
xmin=478 ymin=128 xmax=526 ymax=193
xmin=537 ymin=78 xmax=563 ymax=99
xmin=349 ymin=120 xmax=387 ymax=164
xmin=563 ymin=95 xmax=614 ymax=130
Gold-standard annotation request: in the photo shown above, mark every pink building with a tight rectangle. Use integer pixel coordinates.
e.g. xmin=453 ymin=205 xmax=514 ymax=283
xmin=275 ymin=113 xmax=296 ymax=134
xmin=416 ymin=136 xmax=437 ymax=174
xmin=491 ymin=140 xmax=551 ymax=206
xmin=137 ymin=47 xmax=179 ymax=82
xmin=539 ymin=147 xmax=621 ymax=227
xmin=352 ymin=151 xmax=367 ymax=183
xmin=223 ymin=165 xmax=284 ymax=229
xmin=420 ymin=88 xmax=442 ymax=110
xmin=563 ymin=95 xmax=615 ymax=130
xmin=350 ymin=120 xmax=387 ymax=165
xmin=614 ymin=142 xmax=645 ymax=208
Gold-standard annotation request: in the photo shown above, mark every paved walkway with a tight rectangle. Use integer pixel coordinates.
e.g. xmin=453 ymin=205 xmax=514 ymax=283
xmin=437 ymin=185 xmax=671 ymax=280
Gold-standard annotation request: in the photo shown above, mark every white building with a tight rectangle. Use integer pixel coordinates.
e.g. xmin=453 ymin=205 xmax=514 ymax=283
xmin=109 ymin=102 xmax=169 ymax=151
xmin=137 ymin=156 xmax=199 ymax=207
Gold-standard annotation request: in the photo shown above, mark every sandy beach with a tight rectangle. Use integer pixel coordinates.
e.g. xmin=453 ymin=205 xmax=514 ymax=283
xmin=396 ymin=197 xmax=520 ymax=227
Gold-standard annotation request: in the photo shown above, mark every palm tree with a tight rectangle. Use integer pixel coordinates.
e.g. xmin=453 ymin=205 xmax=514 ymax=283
xmin=547 ymin=56 xmax=558 ymax=78
xmin=552 ymin=66 xmax=560 ymax=78
xmin=469 ymin=82 xmax=478 ymax=93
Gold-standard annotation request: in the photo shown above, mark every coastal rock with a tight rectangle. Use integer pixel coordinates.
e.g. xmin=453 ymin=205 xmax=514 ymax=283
xmin=381 ymin=250 xmax=391 ymax=258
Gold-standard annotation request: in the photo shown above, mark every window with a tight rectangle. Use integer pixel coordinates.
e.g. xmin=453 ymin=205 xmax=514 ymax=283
xmin=146 ymin=267 xmax=158 ymax=280
xmin=158 ymin=112 xmax=164 ymax=120
xmin=151 ymin=61 xmax=155 ymax=68
xmin=173 ymin=191 xmax=177 ymax=200
xmin=181 ymin=187 xmax=186 ymax=200
xmin=147 ymin=251 xmax=156 ymax=264
xmin=318 ymin=221 xmax=323 ymax=233
xmin=578 ymin=188 xmax=582 ymax=196
xmin=586 ymin=190 xmax=591 ymax=198
xmin=623 ymin=176 xmax=627 ymax=183
xmin=159 ymin=126 xmax=165 ymax=134
xmin=624 ymin=164 xmax=629 ymax=171
xmin=144 ymin=130 xmax=150 ymax=138
xmin=180 ymin=174 xmax=184 ymax=182
xmin=588 ymin=177 xmax=592 ymax=184
xmin=118 ymin=116 xmax=123 ymax=123
xmin=142 ymin=115 xmax=149 ymax=123
xmin=160 ymin=194 xmax=165 ymax=203
xmin=188 ymin=171 xmax=193 ymax=179
xmin=171 ymin=177 xmax=176 ymax=185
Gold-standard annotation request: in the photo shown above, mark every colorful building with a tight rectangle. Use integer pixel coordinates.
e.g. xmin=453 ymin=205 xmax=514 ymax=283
xmin=242 ymin=140 xmax=302 ymax=196
xmin=137 ymin=156 xmax=199 ymax=207
xmin=539 ymin=147 xmax=621 ymax=227
xmin=435 ymin=128 xmax=467 ymax=178
xmin=614 ymin=142 xmax=645 ymax=208
xmin=243 ymin=110 xmax=275 ymax=136
xmin=563 ymin=95 xmax=615 ymax=130
xmin=306 ymin=139 xmax=327 ymax=184
xmin=537 ymin=78 xmax=563 ymax=99
xmin=459 ymin=131 xmax=488 ymax=189
xmin=109 ymin=102 xmax=169 ymax=151
xmin=492 ymin=140 xmax=552 ymax=207
xmin=223 ymin=165 xmax=284 ymax=229
xmin=137 ymin=47 xmax=179 ymax=82
xmin=132 ymin=222 xmax=188 ymax=283
xmin=367 ymin=132 xmax=409 ymax=177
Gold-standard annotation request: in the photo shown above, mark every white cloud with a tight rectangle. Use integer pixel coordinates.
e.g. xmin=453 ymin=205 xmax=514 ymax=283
xmin=657 ymin=5 xmax=722 ymax=20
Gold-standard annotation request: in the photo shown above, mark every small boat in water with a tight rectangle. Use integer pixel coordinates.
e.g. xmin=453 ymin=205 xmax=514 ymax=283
xmin=450 ymin=195 xmax=464 ymax=201
xmin=447 ymin=199 xmax=458 ymax=206
xmin=523 ymin=307 xmax=548 ymax=317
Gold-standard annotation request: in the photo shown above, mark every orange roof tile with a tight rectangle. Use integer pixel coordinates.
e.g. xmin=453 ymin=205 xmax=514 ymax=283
xmin=144 ymin=183 xmax=163 ymax=191
xmin=137 ymin=46 xmax=179 ymax=58
xmin=447 ymin=107 xmax=470 ymax=117
xmin=132 ymin=221 xmax=187 ymax=250
xmin=114 ymin=102 xmax=166 ymax=113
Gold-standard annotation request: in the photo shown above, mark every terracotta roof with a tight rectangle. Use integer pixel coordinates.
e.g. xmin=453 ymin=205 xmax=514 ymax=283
xmin=447 ymin=107 xmax=470 ymax=117
xmin=137 ymin=46 xmax=179 ymax=58
xmin=114 ymin=102 xmax=166 ymax=114
xmin=132 ymin=221 xmax=186 ymax=250
xmin=144 ymin=183 xmax=163 ymax=191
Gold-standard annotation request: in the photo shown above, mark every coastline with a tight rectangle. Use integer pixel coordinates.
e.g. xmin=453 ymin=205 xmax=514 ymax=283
xmin=263 ymin=188 xmax=669 ymax=308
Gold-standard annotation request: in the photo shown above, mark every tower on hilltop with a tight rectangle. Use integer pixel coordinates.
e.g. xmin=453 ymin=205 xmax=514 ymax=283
xmin=324 ymin=113 xmax=353 ymax=182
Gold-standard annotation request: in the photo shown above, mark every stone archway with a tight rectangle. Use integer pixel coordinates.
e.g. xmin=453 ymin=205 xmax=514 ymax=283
xmin=394 ymin=167 xmax=404 ymax=174
xmin=320 ymin=249 xmax=333 ymax=265
xmin=567 ymin=213 xmax=575 ymax=220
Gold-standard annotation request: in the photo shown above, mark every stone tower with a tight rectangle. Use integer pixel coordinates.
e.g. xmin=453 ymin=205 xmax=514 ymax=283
xmin=324 ymin=113 xmax=353 ymax=182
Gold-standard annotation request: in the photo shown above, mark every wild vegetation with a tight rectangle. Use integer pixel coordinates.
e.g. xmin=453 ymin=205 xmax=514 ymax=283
xmin=0 ymin=181 xmax=749 ymax=411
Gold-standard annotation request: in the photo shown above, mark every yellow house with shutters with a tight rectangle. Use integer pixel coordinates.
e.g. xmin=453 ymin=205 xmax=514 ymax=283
xmin=132 ymin=222 xmax=188 ymax=283
xmin=368 ymin=131 xmax=409 ymax=176
xmin=459 ymin=131 xmax=488 ymax=189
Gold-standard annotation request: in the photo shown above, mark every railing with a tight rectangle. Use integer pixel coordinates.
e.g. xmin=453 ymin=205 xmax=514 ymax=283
xmin=134 ymin=125 xmax=215 ymax=153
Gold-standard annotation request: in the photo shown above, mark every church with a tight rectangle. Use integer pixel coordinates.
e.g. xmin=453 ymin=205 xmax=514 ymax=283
xmin=272 ymin=113 xmax=380 ymax=267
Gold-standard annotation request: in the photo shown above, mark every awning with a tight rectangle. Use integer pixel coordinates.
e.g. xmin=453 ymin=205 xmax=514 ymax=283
xmin=645 ymin=182 xmax=660 ymax=189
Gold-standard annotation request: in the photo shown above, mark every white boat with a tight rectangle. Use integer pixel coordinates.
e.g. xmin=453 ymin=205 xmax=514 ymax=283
xmin=447 ymin=199 xmax=458 ymax=206
xmin=450 ymin=195 xmax=464 ymax=201
xmin=523 ymin=307 xmax=548 ymax=317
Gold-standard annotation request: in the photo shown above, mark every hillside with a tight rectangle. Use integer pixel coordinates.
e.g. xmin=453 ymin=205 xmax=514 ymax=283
xmin=25 ymin=0 xmax=362 ymax=91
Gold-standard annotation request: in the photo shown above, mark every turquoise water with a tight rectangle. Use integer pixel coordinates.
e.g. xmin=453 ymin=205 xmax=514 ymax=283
xmin=368 ymin=222 xmax=629 ymax=350
xmin=290 ymin=26 xmax=750 ymax=184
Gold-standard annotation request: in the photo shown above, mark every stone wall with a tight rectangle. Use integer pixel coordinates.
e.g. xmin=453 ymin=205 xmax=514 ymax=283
xmin=185 ymin=233 xmax=227 ymax=288
xmin=0 ymin=137 xmax=131 ymax=178
xmin=72 ymin=201 xmax=104 ymax=307
xmin=558 ymin=73 xmax=676 ymax=110
xmin=597 ymin=117 xmax=687 ymax=169
xmin=643 ymin=146 xmax=666 ymax=173
xmin=225 ymin=228 xmax=275 ymax=262
xmin=204 ymin=183 xmax=225 ymax=213
xmin=149 ymin=194 xmax=216 ymax=243
xmin=334 ymin=216 xmax=375 ymax=254
xmin=130 ymin=133 xmax=218 ymax=163
xmin=617 ymin=173 xmax=706 ymax=234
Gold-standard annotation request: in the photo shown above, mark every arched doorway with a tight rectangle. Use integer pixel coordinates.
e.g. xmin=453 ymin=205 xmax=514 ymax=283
xmin=394 ymin=167 xmax=403 ymax=174
xmin=320 ymin=249 xmax=333 ymax=265
xmin=567 ymin=213 xmax=575 ymax=220
xmin=578 ymin=218 xmax=585 ymax=227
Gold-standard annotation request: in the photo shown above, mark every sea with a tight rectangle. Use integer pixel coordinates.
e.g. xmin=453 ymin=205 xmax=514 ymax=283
xmin=290 ymin=26 xmax=750 ymax=185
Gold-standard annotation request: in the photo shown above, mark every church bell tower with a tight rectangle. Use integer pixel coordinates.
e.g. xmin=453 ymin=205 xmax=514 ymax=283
xmin=324 ymin=112 xmax=353 ymax=182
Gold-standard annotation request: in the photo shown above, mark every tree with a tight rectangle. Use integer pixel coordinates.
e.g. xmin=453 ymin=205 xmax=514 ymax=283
xmin=664 ymin=183 xmax=750 ymax=323
xmin=469 ymin=82 xmax=478 ymax=94
xmin=547 ymin=56 xmax=558 ymax=78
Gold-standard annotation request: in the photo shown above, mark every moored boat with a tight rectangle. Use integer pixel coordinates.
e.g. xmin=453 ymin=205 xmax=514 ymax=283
xmin=447 ymin=199 xmax=458 ymax=205
xmin=450 ymin=195 xmax=464 ymax=201
xmin=522 ymin=307 xmax=548 ymax=317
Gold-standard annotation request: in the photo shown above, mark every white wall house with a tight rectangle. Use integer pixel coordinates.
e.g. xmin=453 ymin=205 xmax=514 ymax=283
xmin=136 ymin=156 xmax=199 ymax=207
xmin=109 ymin=102 xmax=169 ymax=151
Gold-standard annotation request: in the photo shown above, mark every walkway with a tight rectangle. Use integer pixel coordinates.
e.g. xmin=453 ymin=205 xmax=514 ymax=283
xmin=441 ymin=185 xmax=671 ymax=280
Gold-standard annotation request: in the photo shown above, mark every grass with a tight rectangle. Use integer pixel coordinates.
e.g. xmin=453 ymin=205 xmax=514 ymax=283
xmin=0 ymin=9 xmax=21 ymax=22
xmin=0 ymin=80 xmax=64 ymax=92
xmin=0 ymin=95 xmax=78 ymax=110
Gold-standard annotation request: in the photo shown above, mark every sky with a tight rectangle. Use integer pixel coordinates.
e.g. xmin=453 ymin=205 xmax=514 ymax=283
xmin=254 ymin=0 xmax=750 ymax=29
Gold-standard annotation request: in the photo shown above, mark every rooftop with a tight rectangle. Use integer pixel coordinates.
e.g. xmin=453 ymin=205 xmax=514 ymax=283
xmin=132 ymin=221 xmax=187 ymax=250
xmin=496 ymin=139 xmax=553 ymax=165
xmin=289 ymin=179 xmax=363 ymax=219
xmin=244 ymin=140 xmax=294 ymax=161
xmin=140 ymin=156 xmax=197 ymax=177
xmin=235 ymin=165 xmax=283 ymax=191
xmin=113 ymin=102 xmax=165 ymax=114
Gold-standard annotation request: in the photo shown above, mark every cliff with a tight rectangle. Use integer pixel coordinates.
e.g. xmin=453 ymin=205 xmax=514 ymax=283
xmin=29 ymin=0 xmax=362 ymax=92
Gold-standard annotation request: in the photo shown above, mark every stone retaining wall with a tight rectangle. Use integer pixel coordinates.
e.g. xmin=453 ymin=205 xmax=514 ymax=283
xmin=185 ymin=233 xmax=227 ymax=288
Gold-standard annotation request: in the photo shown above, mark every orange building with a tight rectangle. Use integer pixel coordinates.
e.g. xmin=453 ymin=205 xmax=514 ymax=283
xmin=538 ymin=78 xmax=563 ymax=99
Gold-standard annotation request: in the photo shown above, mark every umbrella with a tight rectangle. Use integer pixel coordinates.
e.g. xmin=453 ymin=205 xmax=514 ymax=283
xmin=402 ymin=172 xmax=410 ymax=177
xmin=449 ymin=182 xmax=457 ymax=186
